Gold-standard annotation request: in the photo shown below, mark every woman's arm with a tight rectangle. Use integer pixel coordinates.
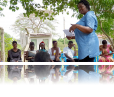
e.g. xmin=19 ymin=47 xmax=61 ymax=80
xmin=26 ymin=51 xmax=34 ymax=60
xmin=69 ymin=24 xmax=93 ymax=34
xmin=66 ymin=36 xmax=75 ymax=40
xmin=110 ymin=46 xmax=114 ymax=52
xmin=18 ymin=50 xmax=21 ymax=61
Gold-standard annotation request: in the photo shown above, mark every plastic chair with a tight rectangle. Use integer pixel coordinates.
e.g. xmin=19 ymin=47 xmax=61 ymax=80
xmin=60 ymin=53 xmax=67 ymax=62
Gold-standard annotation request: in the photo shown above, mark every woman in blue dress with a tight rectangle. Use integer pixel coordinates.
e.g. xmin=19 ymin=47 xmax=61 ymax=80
xmin=67 ymin=0 xmax=100 ymax=62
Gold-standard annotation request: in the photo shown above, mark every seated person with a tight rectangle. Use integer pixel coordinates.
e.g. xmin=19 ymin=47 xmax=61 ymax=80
xmin=26 ymin=42 xmax=36 ymax=62
xmin=63 ymin=65 xmax=77 ymax=83
xmin=7 ymin=41 xmax=22 ymax=62
xmin=37 ymin=41 xmax=47 ymax=53
xmin=34 ymin=52 xmax=55 ymax=83
xmin=48 ymin=41 xmax=61 ymax=62
xmin=8 ymin=65 xmax=23 ymax=83
xmin=49 ymin=65 xmax=61 ymax=83
xmin=99 ymin=40 xmax=114 ymax=62
xmin=63 ymin=41 xmax=78 ymax=62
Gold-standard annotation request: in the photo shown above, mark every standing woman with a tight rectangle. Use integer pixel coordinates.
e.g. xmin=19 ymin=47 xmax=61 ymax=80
xmin=48 ymin=41 xmax=61 ymax=62
xmin=67 ymin=0 xmax=100 ymax=62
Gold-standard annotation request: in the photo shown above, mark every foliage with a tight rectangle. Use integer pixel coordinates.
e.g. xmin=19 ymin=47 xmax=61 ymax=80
xmin=1 ymin=0 xmax=114 ymax=48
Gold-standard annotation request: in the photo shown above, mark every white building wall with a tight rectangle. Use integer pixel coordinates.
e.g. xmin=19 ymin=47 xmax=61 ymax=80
xmin=30 ymin=36 xmax=52 ymax=50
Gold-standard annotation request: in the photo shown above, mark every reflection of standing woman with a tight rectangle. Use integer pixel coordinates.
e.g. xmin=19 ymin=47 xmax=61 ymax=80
xmin=67 ymin=0 xmax=99 ymax=62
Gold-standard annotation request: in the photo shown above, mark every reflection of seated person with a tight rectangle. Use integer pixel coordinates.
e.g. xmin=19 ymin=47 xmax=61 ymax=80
xmin=99 ymin=65 xmax=114 ymax=83
xmin=63 ymin=65 xmax=77 ymax=83
xmin=100 ymin=73 xmax=114 ymax=85
xmin=48 ymin=41 xmax=61 ymax=62
xmin=63 ymin=41 xmax=78 ymax=62
xmin=7 ymin=41 xmax=22 ymax=62
xmin=99 ymin=40 xmax=114 ymax=62
xmin=49 ymin=65 xmax=61 ymax=83
xmin=8 ymin=65 xmax=23 ymax=83
xmin=34 ymin=52 xmax=54 ymax=83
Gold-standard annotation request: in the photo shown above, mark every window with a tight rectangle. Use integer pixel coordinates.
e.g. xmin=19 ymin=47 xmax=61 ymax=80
xmin=43 ymin=39 xmax=49 ymax=50
xmin=31 ymin=39 xmax=37 ymax=50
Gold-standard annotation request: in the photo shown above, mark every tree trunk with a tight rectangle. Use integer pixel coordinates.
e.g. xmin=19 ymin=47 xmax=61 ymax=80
xmin=0 ymin=28 xmax=5 ymax=85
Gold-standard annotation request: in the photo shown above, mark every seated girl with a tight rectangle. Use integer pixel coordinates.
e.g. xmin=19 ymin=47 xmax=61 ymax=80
xmin=26 ymin=42 xmax=36 ymax=62
xmin=63 ymin=65 xmax=78 ymax=85
xmin=48 ymin=65 xmax=62 ymax=85
xmin=37 ymin=41 xmax=47 ymax=53
xmin=48 ymin=41 xmax=61 ymax=62
xmin=8 ymin=41 xmax=22 ymax=62
xmin=8 ymin=65 xmax=23 ymax=83
xmin=99 ymin=40 xmax=114 ymax=62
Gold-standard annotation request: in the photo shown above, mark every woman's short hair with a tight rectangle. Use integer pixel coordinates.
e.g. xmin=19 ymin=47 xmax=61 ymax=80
xmin=12 ymin=41 xmax=17 ymax=45
xmin=78 ymin=0 xmax=90 ymax=10
xmin=52 ymin=41 xmax=57 ymax=45
xmin=29 ymin=42 xmax=35 ymax=46
xmin=102 ymin=40 xmax=107 ymax=45
xmin=68 ymin=41 xmax=73 ymax=45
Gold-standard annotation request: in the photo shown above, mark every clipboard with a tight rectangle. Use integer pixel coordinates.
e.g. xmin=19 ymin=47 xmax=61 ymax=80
xmin=63 ymin=29 xmax=75 ymax=36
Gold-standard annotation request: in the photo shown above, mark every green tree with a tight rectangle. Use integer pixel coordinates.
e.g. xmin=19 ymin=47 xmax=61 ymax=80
xmin=1 ymin=0 xmax=114 ymax=47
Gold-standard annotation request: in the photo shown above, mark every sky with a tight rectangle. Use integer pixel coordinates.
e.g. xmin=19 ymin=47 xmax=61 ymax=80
xmin=0 ymin=0 xmax=79 ymax=40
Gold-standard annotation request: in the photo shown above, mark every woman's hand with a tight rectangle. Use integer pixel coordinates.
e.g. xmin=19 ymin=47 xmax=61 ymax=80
xmin=69 ymin=24 xmax=77 ymax=32
xmin=56 ymin=57 xmax=60 ymax=61
xmin=66 ymin=36 xmax=72 ymax=40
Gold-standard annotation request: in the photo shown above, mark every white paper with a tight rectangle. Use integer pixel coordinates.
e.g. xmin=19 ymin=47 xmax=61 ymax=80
xmin=63 ymin=29 xmax=75 ymax=36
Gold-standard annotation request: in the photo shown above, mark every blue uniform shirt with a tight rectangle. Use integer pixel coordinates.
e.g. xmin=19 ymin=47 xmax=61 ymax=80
xmin=74 ymin=11 xmax=100 ymax=60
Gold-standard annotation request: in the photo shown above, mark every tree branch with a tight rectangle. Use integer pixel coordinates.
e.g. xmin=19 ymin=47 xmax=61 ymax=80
xmin=92 ymin=0 xmax=114 ymax=49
